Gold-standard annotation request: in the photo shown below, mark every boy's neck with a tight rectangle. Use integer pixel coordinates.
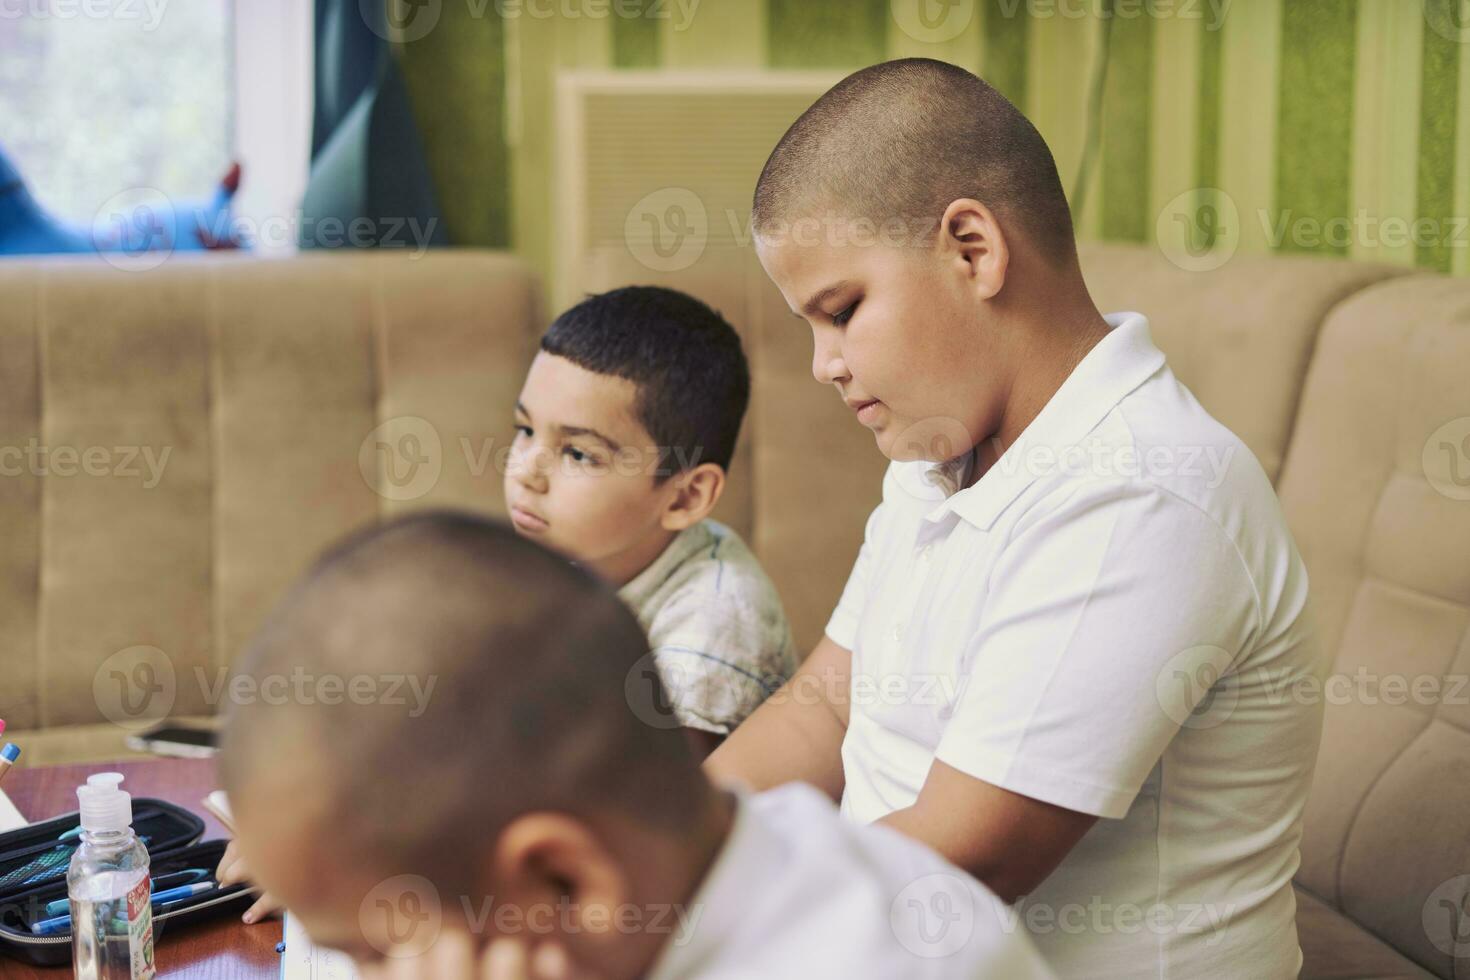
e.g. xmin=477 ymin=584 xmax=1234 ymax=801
xmin=967 ymin=300 xmax=1112 ymax=491
xmin=587 ymin=525 xmax=682 ymax=589
xmin=567 ymin=785 xmax=736 ymax=979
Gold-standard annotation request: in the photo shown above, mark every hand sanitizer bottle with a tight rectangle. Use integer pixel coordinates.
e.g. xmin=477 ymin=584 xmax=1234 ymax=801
xmin=68 ymin=773 xmax=156 ymax=980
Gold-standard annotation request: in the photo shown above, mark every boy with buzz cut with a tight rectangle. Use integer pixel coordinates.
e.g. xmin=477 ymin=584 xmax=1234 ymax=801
xmin=709 ymin=59 xmax=1327 ymax=980
xmin=504 ymin=285 xmax=797 ymax=760
xmin=218 ymin=512 xmax=1055 ymax=979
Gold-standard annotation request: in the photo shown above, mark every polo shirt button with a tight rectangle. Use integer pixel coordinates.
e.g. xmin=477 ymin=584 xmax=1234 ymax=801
xmin=890 ymin=624 xmax=904 ymax=642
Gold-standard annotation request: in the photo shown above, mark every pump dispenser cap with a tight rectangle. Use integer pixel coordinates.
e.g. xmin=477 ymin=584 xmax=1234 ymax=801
xmin=76 ymin=772 xmax=132 ymax=833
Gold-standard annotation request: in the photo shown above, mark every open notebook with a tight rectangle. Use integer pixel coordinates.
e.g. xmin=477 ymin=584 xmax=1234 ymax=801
xmin=282 ymin=912 xmax=359 ymax=980
xmin=0 ymin=788 xmax=27 ymax=832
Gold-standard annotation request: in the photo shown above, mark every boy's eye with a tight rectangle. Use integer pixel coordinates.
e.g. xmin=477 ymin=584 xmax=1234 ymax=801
xmin=514 ymin=423 xmax=532 ymax=438
xmin=832 ymin=301 xmax=858 ymax=326
xmin=563 ymin=446 xmax=589 ymax=463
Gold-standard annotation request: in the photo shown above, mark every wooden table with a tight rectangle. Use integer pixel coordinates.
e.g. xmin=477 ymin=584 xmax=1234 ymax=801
xmin=3 ymin=758 xmax=282 ymax=978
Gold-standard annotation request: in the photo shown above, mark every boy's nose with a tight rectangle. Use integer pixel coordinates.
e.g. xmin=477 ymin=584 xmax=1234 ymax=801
xmin=812 ymin=334 xmax=850 ymax=386
xmin=509 ymin=444 xmax=552 ymax=490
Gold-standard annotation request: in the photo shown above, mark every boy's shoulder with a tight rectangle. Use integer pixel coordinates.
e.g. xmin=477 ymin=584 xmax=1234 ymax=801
xmin=624 ymin=519 xmax=785 ymax=616
xmin=876 ymin=358 xmax=1276 ymax=531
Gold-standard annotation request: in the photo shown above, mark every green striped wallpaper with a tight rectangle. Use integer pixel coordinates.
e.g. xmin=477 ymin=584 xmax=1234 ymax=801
xmin=399 ymin=0 xmax=1470 ymax=284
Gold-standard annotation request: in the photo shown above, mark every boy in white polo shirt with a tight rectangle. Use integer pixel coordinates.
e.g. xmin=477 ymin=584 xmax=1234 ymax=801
xmin=709 ymin=59 xmax=1327 ymax=979
xmin=219 ymin=513 xmax=1053 ymax=979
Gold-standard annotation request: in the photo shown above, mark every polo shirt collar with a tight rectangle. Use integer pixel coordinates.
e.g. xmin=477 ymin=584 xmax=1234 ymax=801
xmin=916 ymin=311 xmax=1165 ymax=531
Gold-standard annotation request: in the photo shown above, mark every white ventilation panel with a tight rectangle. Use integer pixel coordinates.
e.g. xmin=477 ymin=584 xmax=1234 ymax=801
xmin=553 ymin=71 xmax=842 ymax=310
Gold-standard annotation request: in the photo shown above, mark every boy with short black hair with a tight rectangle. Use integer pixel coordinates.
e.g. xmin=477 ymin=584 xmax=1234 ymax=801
xmin=506 ymin=286 xmax=797 ymax=757
xmin=216 ymin=287 xmax=798 ymax=923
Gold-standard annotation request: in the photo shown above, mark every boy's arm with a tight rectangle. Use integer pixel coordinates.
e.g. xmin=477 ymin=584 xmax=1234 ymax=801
xmin=703 ymin=633 xmax=851 ymax=801
xmin=683 ymin=728 xmax=724 ymax=762
xmin=879 ymin=761 xmax=1098 ymax=903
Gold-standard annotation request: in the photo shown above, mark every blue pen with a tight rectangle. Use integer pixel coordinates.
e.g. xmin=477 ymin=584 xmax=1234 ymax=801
xmin=31 ymin=882 xmax=217 ymax=936
xmin=4 ymin=834 xmax=152 ymax=891
xmin=41 ymin=869 xmax=210 ymax=917
xmin=0 ymin=743 xmax=19 ymax=787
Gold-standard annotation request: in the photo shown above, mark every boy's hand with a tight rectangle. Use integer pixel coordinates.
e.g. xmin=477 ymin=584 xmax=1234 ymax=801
xmin=355 ymin=930 xmax=603 ymax=980
xmin=214 ymin=838 xmax=284 ymax=923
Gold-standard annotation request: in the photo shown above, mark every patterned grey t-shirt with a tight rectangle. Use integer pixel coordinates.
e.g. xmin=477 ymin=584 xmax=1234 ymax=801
xmin=618 ymin=519 xmax=798 ymax=735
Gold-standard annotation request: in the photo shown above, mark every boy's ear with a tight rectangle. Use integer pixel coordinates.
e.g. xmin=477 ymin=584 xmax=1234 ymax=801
xmin=659 ymin=462 xmax=725 ymax=531
xmin=492 ymin=812 xmax=631 ymax=920
xmin=938 ymin=197 xmax=1008 ymax=301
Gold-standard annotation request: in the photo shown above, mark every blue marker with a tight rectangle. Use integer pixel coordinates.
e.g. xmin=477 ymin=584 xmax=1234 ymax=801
xmin=41 ymin=869 xmax=210 ymax=916
xmin=31 ymin=883 xmax=217 ymax=936
xmin=0 ymin=743 xmax=19 ymax=787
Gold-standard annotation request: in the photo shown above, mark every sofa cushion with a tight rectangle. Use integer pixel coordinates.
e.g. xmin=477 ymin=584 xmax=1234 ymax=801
xmin=1297 ymin=886 xmax=1438 ymax=980
xmin=0 ymin=716 xmax=218 ymax=771
xmin=0 ymin=252 xmax=542 ymax=735
xmin=1278 ymin=274 xmax=1470 ymax=979
xmin=1078 ymin=242 xmax=1406 ymax=482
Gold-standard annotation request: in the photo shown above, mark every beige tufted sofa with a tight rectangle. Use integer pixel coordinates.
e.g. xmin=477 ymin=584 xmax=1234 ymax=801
xmin=2 ymin=244 xmax=1467 ymax=978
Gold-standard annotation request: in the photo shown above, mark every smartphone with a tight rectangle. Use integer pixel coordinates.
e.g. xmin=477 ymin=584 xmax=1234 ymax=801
xmin=125 ymin=723 xmax=218 ymax=759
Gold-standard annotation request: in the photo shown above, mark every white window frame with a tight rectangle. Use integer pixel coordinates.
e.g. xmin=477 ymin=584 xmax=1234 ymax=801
xmin=231 ymin=0 xmax=314 ymax=257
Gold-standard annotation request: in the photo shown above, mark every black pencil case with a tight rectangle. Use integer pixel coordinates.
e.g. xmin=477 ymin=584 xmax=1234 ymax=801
xmin=0 ymin=799 xmax=256 ymax=967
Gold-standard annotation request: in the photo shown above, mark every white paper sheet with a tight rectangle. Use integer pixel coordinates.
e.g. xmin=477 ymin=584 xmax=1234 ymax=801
xmin=281 ymin=912 xmax=359 ymax=980
xmin=0 ymin=787 xmax=27 ymax=832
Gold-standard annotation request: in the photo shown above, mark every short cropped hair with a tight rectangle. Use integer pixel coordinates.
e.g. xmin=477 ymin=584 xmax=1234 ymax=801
xmin=540 ymin=286 xmax=750 ymax=481
xmin=219 ymin=512 xmax=705 ymax=896
xmin=752 ymin=58 xmax=1076 ymax=264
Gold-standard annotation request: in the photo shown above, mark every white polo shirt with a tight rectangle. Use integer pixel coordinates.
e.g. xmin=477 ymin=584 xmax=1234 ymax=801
xmin=647 ymin=782 xmax=1054 ymax=979
xmin=826 ymin=313 xmax=1326 ymax=979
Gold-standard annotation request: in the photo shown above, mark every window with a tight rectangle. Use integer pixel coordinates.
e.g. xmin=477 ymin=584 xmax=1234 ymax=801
xmin=0 ymin=1 xmax=236 ymax=223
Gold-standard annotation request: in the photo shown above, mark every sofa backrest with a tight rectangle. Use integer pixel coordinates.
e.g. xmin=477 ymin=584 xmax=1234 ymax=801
xmin=5 ymin=242 xmax=1467 ymax=976
xmin=0 ymin=252 xmax=542 ymax=732
xmin=1277 ymin=274 xmax=1470 ymax=977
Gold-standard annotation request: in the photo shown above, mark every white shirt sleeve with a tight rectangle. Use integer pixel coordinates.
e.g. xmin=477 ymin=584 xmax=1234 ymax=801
xmin=824 ymin=497 xmax=889 ymax=652
xmin=934 ymin=479 xmax=1262 ymax=819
